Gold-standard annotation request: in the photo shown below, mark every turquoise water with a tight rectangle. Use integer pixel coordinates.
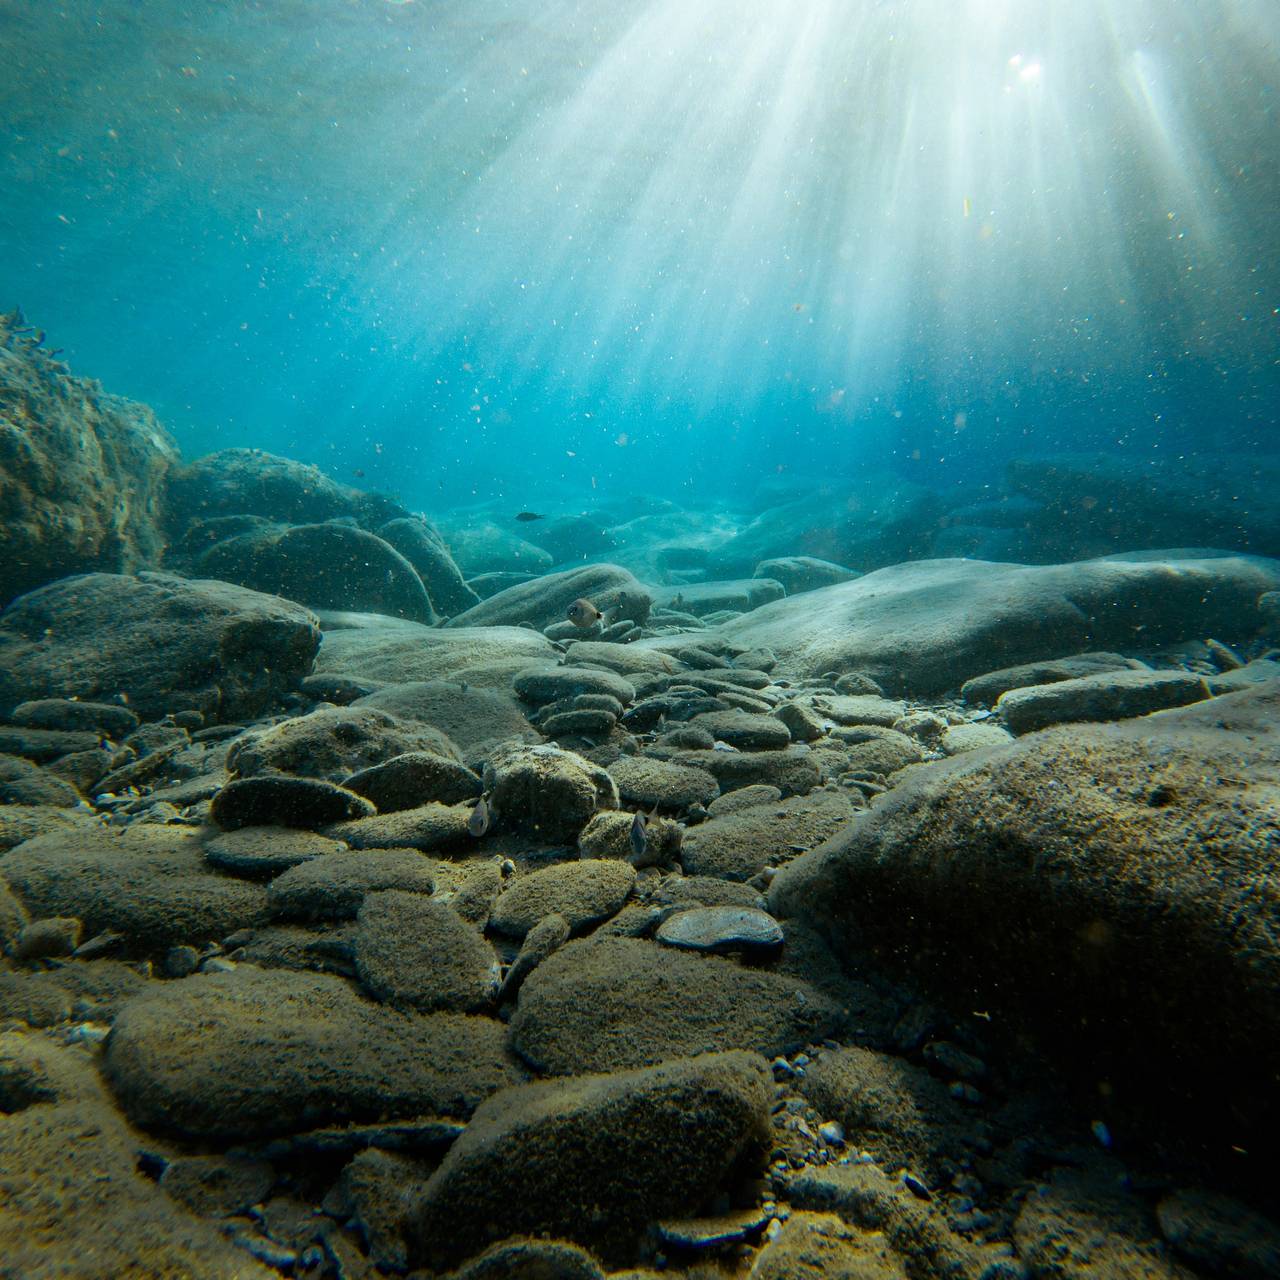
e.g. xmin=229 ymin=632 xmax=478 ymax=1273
xmin=2 ymin=0 xmax=1277 ymax=504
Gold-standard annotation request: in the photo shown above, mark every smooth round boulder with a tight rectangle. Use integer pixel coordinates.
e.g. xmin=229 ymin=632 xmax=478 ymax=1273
xmin=656 ymin=907 xmax=785 ymax=961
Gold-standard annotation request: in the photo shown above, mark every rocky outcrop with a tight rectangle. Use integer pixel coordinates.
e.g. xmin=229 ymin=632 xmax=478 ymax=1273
xmin=0 ymin=311 xmax=177 ymax=607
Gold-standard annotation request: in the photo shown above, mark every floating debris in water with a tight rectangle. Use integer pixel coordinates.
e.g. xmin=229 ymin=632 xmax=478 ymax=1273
xmin=567 ymin=597 xmax=603 ymax=628
xmin=468 ymin=794 xmax=494 ymax=837
xmin=515 ymin=511 xmax=545 ymax=522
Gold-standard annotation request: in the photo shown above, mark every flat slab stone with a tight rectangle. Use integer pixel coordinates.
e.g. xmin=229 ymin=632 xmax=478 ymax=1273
xmin=267 ymin=848 xmax=436 ymax=921
xmin=996 ymin=668 xmax=1211 ymax=734
xmin=960 ymin=652 xmax=1149 ymax=704
xmin=104 ymin=968 xmax=520 ymax=1141
xmin=656 ymin=907 xmax=784 ymax=960
xmin=202 ymin=827 xmax=345 ymax=878
xmin=344 ymin=752 xmax=482 ymax=811
xmin=513 ymin=666 xmax=636 ymax=707
xmin=652 ymin=579 xmax=785 ymax=617
xmin=689 ymin=711 xmax=791 ymax=751
xmin=210 ymin=776 xmax=375 ymax=831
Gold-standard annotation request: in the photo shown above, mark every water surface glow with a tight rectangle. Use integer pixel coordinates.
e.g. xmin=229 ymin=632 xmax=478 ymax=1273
xmin=1 ymin=0 xmax=1276 ymax=497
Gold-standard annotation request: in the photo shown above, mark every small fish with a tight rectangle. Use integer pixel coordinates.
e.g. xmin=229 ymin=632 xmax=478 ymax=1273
xmin=352 ymin=468 xmax=365 ymax=478
xmin=468 ymin=795 xmax=493 ymax=838
xmin=629 ymin=810 xmax=648 ymax=859
xmin=1090 ymin=1119 xmax=1113 ymax=1149
xmin=515 ymin=511 xmax=545 ymax=522
xmin=567 ymin=598 xmax=603 ymax=628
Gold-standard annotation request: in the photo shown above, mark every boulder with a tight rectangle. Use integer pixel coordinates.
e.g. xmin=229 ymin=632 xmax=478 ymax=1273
xmin=447 ymin=564 xmax=652 ymax=631
xmin=0 ymin=572 xmax=320 ymax=722
xmin=406 ymin=1051 xmax=772 ymax=1269
xmin=960 ymin=652 xmax=1150 ymax=705
xmin=377 ymin=516 xmax=480 ymax=617
xmin=717 ymin=554 xmax=1280 ymax=696
xmin=997 ymin=668 xmax=1211 ymax=733
xmin=0 ymin=826 xmax=268 ymax=954
xmin=509 ymin=935 xmax=842 ymax=1074
xmin=441 ymin=522 xmax=555 ymax=575
xmin=1005 ymin=454 xmax=1280 ymax=561
xmin=344 ymin=751 xmax=483 ymax=811
xmin=0 ymin=316 xmax=176 ymax=607
xmin=753 ymin=556 xmax=861 ymax=595
xmin=266 ymin=847 xmax=435 ymax=920
xmin=209 ymin=775 xmax=375 ymax=830
xmin=490 ymin=860 xmax=637 ymax=938
xmin=606 ymin=755 xmax=719 ymax=810
xmin=104 ymin=968 xmax=519 ymax=1140
xmin=770 ymin=681 xmax=1280 ymax=1153
xmin=708 ymin=479 xmax=942 ymax=577
xmin=227 ymin=705 xmax=458 ymax=781
xmin=196 ymin=522 xmax=436 ymax=622
xmin=485 ymin=744 xmax=619 ymax=841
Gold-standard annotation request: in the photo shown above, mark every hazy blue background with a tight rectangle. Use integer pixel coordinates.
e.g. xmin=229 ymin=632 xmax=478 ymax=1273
xmin=2 ymin=0 xmax=1277 ymax=511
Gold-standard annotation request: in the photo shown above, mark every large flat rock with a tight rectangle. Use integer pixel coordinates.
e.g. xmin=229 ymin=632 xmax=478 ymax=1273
xmin=104 ymin=968 xmax=519 ymax=1141
xmin=313 ymin=617 xmax=555 ymax=688
xmin=0 ymin=571 xmax=321 ymax=721
xmin=770 ymin=680 xmax=1280 ymax=1153
xmin=715 ymin=554 xmax=1280 ymax=695
xmin=445 ymin=563 xmax=652 ymax=631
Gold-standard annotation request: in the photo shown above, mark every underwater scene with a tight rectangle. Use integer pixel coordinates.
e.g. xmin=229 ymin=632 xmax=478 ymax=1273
xmin=1 ymin=1 xmax=1279 ymax=1276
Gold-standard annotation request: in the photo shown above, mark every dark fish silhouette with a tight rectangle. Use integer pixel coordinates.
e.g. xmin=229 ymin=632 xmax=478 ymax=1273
xmin=515 ymin=511 xmax=545 ymax=522
xmin=629 ymin=810 xmax=648 ymax=859
xmin=468 ymin=795 xmax=494 ymax=837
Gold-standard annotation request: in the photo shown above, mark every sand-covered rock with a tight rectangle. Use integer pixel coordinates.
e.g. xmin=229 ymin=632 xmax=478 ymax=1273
xmin=406 ymin=1051 xmax=772 ymax=1269
xmin=749 ymin=1211 xmax=907 ymax=1280
xmin=104 ymin=967 xmax=519 ymax=1140
xmin=754 ymin=555 xmax=861 ymax=594
xmin=210 ymin=774 xmax=375 ymax=830
xmin=354 ymin=890 xmax=500 ymax=1013
xmin=490 ymin=859 xmax=637 ymax=938
xmin=354 ymin=680 xmax=538 ymax=760
xmin=606 ymin=755 xmax=719 ymax=810
xmin=266 ymin=847 xmax=436 ymax=920
xmin=0 ymin=1031 xmax=279 ymax=1278
xmin=960 ymin=651 xmax=1150 ymax=704
xmin=717 ymin=553 xmax=1280 ymax=695
xmin=0 ymin=571 xmax=320 ymax=721
xmin=770 ymin=681 xmax=1280 ymax=1150
xmin=325 ymin=802 xmax=475 ymax=852
xmin=447 ymin=563 xmax=652 ymax=631
xmin=485 ymin=743 xmax=619 ymax=841
xmin=0 ymin=826 xmax=268 ymax=953
xmin=510 ymin=935 xmax=842 ymax=1074
xmin=0 ymin=314 xmax=177 ymax=607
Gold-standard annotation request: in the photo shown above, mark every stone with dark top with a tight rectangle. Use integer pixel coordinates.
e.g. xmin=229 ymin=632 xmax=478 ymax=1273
xmin=210 ymin=776 xmax=375 ymax=831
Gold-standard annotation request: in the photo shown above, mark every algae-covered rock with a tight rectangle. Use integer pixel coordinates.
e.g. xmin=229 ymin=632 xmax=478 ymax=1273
xmin=510 ymin=935 xmax=842 ymax=1074
xmin=0 ymin=1031 xmax=279 ymax=1278
xmin=447 ymin=563 xmax=651 ymax=631
xmin=104 ymin=967 xmax=519 ymax=1141
xmin=406 ymin=1051 xmax=772 ymax=1269
xmin=0 ymin=826 xmax=268 ymax=953
xmin=485 ymin=743 xmax=619 ymax=841
xmin=490 ymin=860 xmax=636 ymax=938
